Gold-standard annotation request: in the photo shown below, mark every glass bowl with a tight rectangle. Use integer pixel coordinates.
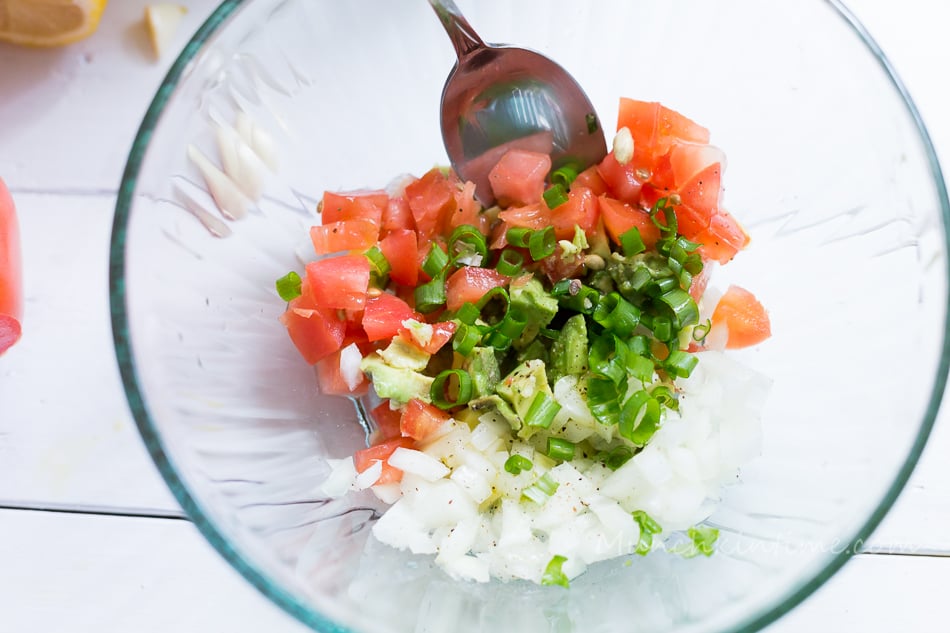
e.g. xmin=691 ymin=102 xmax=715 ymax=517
xmin=110 ymin=1 xmax=950 ymax=632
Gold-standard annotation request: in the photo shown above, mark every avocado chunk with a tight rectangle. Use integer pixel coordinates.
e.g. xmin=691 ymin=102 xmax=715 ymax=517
xmin=377 ymin=336 xmax=430 ymax=370
xmin=549 ymin=314 xmax=588 ymax=384
xmin=469 ymin=394 xmax=521 ymax=431
xmin=496 ymin=359 xmax=556 ymax=440
xmin=465 ymin=346 xmax=501 ymax=398
xmin=360 ymin=353 xmax=433 ymax=405
xmin=509 ymin=277 xmax=559 ymax=350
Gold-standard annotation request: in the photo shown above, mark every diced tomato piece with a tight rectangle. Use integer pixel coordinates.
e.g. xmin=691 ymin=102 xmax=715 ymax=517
xmin=551 ymin=187 xmax=598 ymax=240
xmin=497 ymin=203 xmax=550 ymax=231
xmin=616 ymin=99 xmax=660 ymax=156
xmin=488 ymin=149 xmax=552 ymax=207
xmin=598 ymin=195 xmax=660 ymax=250
xmin=616 ymin=99 xmax=709 ymax=173
xmin=400 ymin=399 xmax=451 ymax=441
xmin=382 ymin=196 xmax=415 ymax=235
xmin=688 ymin=262 xmax=712 ymax=303
xmin=398 ymin=320 xmax=457 ymax=354
xmin=379 ymin=229 xmax=419 ymax=286
xmin=656 ymin=103 xmax=710 ymax=148
xmin=695 ymin=210 xmax=750 ymax=264
xmin=354 ymin=436 xmax=414 ymax=485
xmin=321 ymin=190 xmax=388 ymax=225
xmin=279 ymin=294 xmax=346 ymax=364
xmin=362 ymin=292 xmax=420 ymax=342
xmin=711 ymin=285 xmax=771 ymax=349
xmin=596 ymin=152 xmax=643 ymax=204
xmin=0 ymin=178 xmax=22 ymax=355
xmin=678 ymin=163 xmax=722 ymax=220
xmin=315 ymin=345 xmax=369 ymax=396
xmin=370 ymin=402 xmax=403 ymax=442
xmin=667 ymin=144 xmax=726 ymax=190
xmin=309 ymin=219 xmax=379 ymax=255
xmin=306 ymin=255 xmax=371 ymax=311
xmin=405 ymin=169 xmax=457 ymax=240
xmin=446 ymin=180 xmax=489 ymax=235
xmin=538 ymin=246 xmax=585 ymax=283
xmin=571 ymin=165 xmax=608 ymax=196
xmin=445 ymin=266 xmax=509 ymax=312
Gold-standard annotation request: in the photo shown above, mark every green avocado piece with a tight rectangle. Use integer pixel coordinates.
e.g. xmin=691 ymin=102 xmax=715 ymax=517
xmin=469 ymin=394 xmax=521 ymax=431
xmin=377 ymin=336 xmax=430 ymax=371
xmin=360 ymin=353 xmax=433 ymax=405
xmin=509 ymin=277 xmax=559 ymax=350
xmin=496 ymin=359 xmax=556 ymax=441
xmin=549 ymin=314 xmax=589 ymax=385
xmin=465 ymin=346 xmax=501 ymax=398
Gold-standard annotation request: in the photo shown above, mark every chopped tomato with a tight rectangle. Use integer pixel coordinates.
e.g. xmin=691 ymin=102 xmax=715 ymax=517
xmin=405 ymin=168 xmax=456 ymax=240
xmin=446 ymin=180 xmax=489 ymax=235
xmin=711 ymin=285 xmax=771 ymax=349
xmin=617 ymin=99 xmax=710 ymax=173
xmin=309 ymin=219 xmax=379 ymax=255
xmin=379 ymin=229 xmax=419 ymax=286
xmin=694 ymin=210 xmax=750 ymax=264
xmin=0 ymin=178 xmax=22 ymax=355
xmin=354 ymin=436 xmax=414 ymax=485
xmin=315 ymin=345 xmax=369 ymax=396
xmin=539 ymin=246 xmax=585 ymax=284
xmin=362 ymin=292 xmax=420 ymax=342
xmin=445 ymin=267 xmax=508 ymax=312
xmin=688 ymin=262 xmax=711 ymax=303
xmin=400 ymin=399 xmax=451 ymax=441
xmin=381 ymin=196 xmax=415 ymax=235
xmin=571 ymin=165 xmax=608 ymax=196
xmin=598 ymin=195 xmax=660 ymax=250
xmin=321 ymin=190 xmax=388 ymax=225
xmin=596 ymin=151 xmax=643 ymax=204
xmin=306 ymin=255 xmax=371 ymax=311
xmin=279 ymin=294 xmax=346 ymax=364
xmin=398 ymin=320 xmax=457 ymax=354
xmin=677 ymin=163 xmax=722 ymax=223
xmin=488 ymin=149 xmax=551 ymax=207
xmin=497 ymin=203 xmax=550 ymax=231
xmin=550 ymin=187 xmax=598 ymax=240
xmin=370 ymin=402 xmax=403 ymax=442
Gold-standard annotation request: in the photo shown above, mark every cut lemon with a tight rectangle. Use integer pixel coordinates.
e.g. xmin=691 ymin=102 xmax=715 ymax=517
xmin=0 ymin=0 xmax=108 ymax=47
xmin=144 ymin=3 xmax=186 ymax=60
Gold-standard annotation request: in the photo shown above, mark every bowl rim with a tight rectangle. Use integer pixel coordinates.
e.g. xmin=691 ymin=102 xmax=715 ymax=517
xmin=110 ymin=1 xmax=950 ymax=631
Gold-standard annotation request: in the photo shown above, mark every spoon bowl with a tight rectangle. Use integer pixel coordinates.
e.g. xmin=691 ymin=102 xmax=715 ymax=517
xmin=430 ymin=0 xmax=607 ymax=204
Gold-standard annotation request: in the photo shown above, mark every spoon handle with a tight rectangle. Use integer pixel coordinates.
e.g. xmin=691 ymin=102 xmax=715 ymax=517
xmin=428 ymin=0 xmax=486 ymax=60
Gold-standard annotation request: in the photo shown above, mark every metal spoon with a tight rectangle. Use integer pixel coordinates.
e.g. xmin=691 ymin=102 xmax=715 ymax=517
xmin=429 ymin=0 xmax=607 ymax=205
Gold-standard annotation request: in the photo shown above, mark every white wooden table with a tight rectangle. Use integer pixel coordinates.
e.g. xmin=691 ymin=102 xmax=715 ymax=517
xmin=1 ymin=1 xmax=948 ymax=631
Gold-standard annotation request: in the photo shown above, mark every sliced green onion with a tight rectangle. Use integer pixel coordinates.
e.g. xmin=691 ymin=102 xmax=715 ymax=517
xmin=547 ymin=437 xmax=575 ymax=461
xmin=452 ymin=322 xmax=484 ymax=357
xmin=632 ymin=510 xmax=662 ymax=556
xmin=658 ymin=288 xmax=699 ymax=329
xmin=627 ymin=335 xmax=651 ymax=357
xmin=485 ymin=329 xmax=512 ymax=351
xmin=650 ymin=315 xmax=673 ymax=341
xmin=422 ymin=244 xmax=449 ymax=278
xmin=496 ymin=248 xmax=524 ymax=276
xmin=541 ymin=555 xmax=570 ymax=588
xmin=275 ymin=271 xmax=302 ymax=302
xmin=649 ymin=275 xmax=680 ymax=298
xmin=524 ymin=392 xmax=561 ymax=429
xmin=619 ymin=390 xmax=661 ymax=446
xmin=543 ymin=184 xmax=569 ymax=209
xmin=430 ymin=369 xmax=474 ymax=409
xmin=588 ymin=335 xmax=627 ymax=385
xmin=414 ymin=275 xmax=446 ymax=313
xmin=522 ymin=472 xmax=559 ymax=505
xmin=625 ymin=353 xmax=655 ymax=382
xmin=365 ymin=245 xmax=391 ymax=276
xmin=504 ymin=454 xmax=534 ymax=475
xmin=650 ymin=197 xmax=678 ymax=235
xmin=651 ymin=385 xmax=679 ymax=411
xmin=455 ymin=302 xmax=480 ymax=325
xmin=605 ymin=446 xmax=634 ymax=471
xmin=496 ymin=309 xmax=528 ymax=339
xmin=592 ymin=292 xmax=641 ymax=337
xmin=558 ymin=284 xmax=600 ymax=314
xmin=692 ymin=319 xmax=712 ymax=343
xmin=551 ymin=163 xmax=580 ymax=189
xmin=506 ymin=227 xmax=532 ymax=248
xmin=551 ymin=278 xmax=579 ymax=297
xmin=629 ymin=265 xmax=653 ymax=292
xmin=665 ymin=349 xmax=699 ymax=379
xmin=528 ymin=226 xmax=556 ymax=260
xmin=620 ymin=227 xmax=646 ymax=257
xmin=586 ymin=376 xmax=624 ymax=426
xmin=683 ymin=253 xmax=704 ymax=276
xmin=687 ymin=526 xmax=720 ymax=557
xmin=448 ymin=224 xmax=488 ymax=264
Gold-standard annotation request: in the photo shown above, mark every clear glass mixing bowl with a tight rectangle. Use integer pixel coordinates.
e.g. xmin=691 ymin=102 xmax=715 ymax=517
xmin=111 ymin=1 xmax=950 ymax=631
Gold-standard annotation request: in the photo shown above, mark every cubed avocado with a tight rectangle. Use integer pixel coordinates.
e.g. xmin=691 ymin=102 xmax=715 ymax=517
xmin=549 ymin=314 xmax=588 ymax=384
xmin=465 ymin=346 xmax=501 ymax=398
xmin=509 ymin=277 xmax=559 ymax=350
xmin=469 ymin=394 xmax=521 ymax=431
xmin=360 ymin=353 xmax=433 ymax=405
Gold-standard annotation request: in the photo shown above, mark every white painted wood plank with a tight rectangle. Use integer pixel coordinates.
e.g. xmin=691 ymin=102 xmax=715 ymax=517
xmin=0 ymin=0 xmax=219 ymax=191
xmin=0 ymin=508 xmax=947 ymax=633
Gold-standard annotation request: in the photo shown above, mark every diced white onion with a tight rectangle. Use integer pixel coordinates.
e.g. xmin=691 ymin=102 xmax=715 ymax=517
xmin=319 ymin=457 xmax=357 ymax=498
xmin=354 ymin=460 xmax=382 ymax=489
xmin=613 ymin=126 xmax=634 ymax=165
xmin=387 ymin=448 xmax=450 ymax=482
xmin=339 ymin=343 xmax=363 ymax=391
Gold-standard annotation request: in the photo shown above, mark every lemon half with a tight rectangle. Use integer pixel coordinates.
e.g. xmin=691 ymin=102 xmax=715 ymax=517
xmin=0 ymin=0 xmax=108 ymax=47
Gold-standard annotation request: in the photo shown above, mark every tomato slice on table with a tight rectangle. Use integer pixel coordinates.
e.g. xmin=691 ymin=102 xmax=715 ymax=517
xmin=0 ymin=177 xmax=22 ymax=355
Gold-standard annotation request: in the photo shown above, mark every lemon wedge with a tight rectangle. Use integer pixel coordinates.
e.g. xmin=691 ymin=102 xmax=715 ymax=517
xmin=144 ymin=3 xmax=186 ymax=59
xmin=0 ymin=0 xmax=108 ymax=47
